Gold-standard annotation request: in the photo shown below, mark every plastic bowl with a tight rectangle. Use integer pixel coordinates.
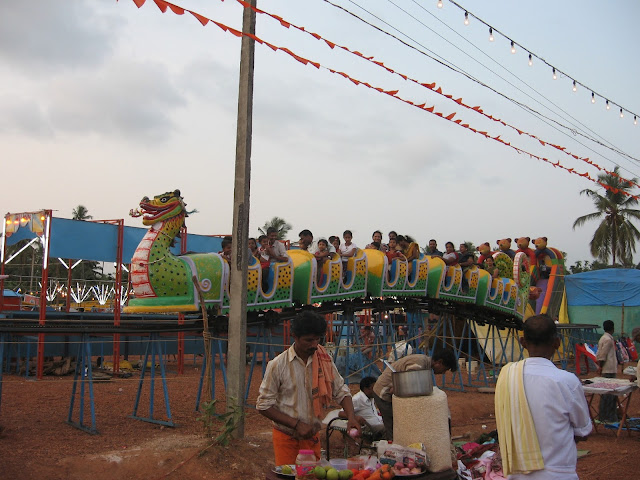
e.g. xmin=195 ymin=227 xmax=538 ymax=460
xmin=329 ymin=459 xmax=348 ymax=470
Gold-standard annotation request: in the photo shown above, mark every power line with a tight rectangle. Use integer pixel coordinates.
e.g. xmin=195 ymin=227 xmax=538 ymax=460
xmin=446 ymin=0 xmax=639 ymax=122
xmin=321 ymin=0 xmax=640 ymax=177
xmin=410 ymin=0 xmax=640 ymax=169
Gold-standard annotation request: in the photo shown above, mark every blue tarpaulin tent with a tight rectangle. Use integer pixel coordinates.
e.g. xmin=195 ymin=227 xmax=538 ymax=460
xmin=565 ymin=269 xmax=640 ymax=335
xmin=4 ymin=217 xmax=223 ymax=263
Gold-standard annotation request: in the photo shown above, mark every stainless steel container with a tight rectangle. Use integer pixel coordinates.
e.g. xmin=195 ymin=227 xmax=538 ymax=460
xmin=392 ymin=369 xmax=433 ymax=397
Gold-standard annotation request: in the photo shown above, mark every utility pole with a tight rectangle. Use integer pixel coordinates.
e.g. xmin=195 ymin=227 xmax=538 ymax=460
xmin=227 ymin=0 xmax=256 ymax=439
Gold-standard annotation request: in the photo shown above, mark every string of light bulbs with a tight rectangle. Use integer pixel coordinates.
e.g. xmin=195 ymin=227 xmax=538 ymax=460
xmin=238 ymin=0 xmax=640 ymax=188
xmin=405 ymin=0 xmax=640 ymax=171
xmin=324 ymin=0 xmax=640 ymax=183
xmin=123 ymin=0 xmax=640 ymax=199
xmin=442 ymin=0 xmax=639 ymax=126
xmin=333 ymin=0 xmax=640 ymax=179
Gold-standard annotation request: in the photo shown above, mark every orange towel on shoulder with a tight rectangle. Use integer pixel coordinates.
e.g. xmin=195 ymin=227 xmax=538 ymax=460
xmin=312 ymin=345 xmax=334 ymax=418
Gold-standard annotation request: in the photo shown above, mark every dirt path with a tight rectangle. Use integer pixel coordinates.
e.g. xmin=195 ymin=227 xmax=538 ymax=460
xmin=0 ymin=361 xmax=637 ymax=480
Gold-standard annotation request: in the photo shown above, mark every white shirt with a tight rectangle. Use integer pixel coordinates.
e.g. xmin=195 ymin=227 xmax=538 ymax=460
xmin=339 ymin=242 xmax=357 ymax=261
xmin=351 ymin=391 xmax=384 ymax=431
xmin=596 ymin=332 xmax=617 ymax=374
xmin=509 ymin=358 xmax=592 ymax=480
xmin=268 ymin=240 xmax=288 ymax=263
xmin=256 ymin=345 xmax=351 ymax=434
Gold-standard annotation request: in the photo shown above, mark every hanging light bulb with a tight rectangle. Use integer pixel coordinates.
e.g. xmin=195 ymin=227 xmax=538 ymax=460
xmin=572 ymin=80 xmax=577 ymax=92
xmin=489 ymin=27 xmax=494 ymax=42
xmin=634 ymin=115 xmax=637 ymax=125
xmin=464 ymin=11 xmax=469 ymax=25
xmin=591 ymin=92 xmax=595 ymax=104
xmin=511 ymin=41 xmax=516 ymax=54
xmin=528 ymin=53 xmax=533 ymax=66
xmin=552 ymin=67 xmax=557 ymax=80
xmin=437 ymin=0 xmax=443 ymax=8
xmin=606 ymin=100 xmax=610 ymax=110
xmin=620 ymin=108 xmax=624 ymax=118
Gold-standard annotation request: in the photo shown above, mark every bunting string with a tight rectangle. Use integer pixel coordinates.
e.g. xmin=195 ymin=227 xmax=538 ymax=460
xmin=228 ymin=0 xmax=637 ymax=190
xmin=123 ymin=0 xmax=639 ymax=198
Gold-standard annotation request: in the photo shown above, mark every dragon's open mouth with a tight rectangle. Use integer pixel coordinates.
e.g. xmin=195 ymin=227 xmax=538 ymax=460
xmin=139 ymin=202 xmax=172 ymax=222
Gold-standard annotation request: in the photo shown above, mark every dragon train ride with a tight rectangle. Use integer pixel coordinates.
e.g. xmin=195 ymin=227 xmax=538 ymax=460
xmin=124 ymin=191 xmax=565 ymax=321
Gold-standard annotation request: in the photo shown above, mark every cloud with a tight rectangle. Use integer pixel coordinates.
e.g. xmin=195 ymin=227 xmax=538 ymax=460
xmin=0 ymin=96 xmax=53 ymax=138
xmin=44 ymin=60 xmax=187 ymax=142
xmin=0 ymin=1 xmax=119 ymax=73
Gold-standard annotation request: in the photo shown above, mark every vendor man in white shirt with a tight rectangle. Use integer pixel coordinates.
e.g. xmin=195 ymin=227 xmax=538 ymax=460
xmin=257 ymin=311 xmax=360 ymax=465
xmin=373 ymin=351 xmax=457 ymax=440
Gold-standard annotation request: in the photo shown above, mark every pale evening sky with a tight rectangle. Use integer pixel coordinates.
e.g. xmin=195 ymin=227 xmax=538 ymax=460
xmin=1 ymin=0 xmax=639 ymax=265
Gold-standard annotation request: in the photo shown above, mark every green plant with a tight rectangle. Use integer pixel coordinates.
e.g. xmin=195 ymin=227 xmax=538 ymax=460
xmin=196 ymin=398 xmax=244 ymax=446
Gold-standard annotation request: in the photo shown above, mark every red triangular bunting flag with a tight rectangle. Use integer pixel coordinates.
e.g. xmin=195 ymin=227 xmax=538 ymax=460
xmin=168 ymin=3 xmax=185 ymax=14
xmin=190 ymin=11 xmax=209 ymax=26
xmin=133 ymin=0 xmax=146 ymax=7
xmin=153 ymin=0 xmax=168 ymax=12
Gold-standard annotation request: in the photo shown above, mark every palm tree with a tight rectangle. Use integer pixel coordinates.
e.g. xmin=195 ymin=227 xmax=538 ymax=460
xmin=258 ymin=216 xmax=292 ymax=240
xmin=573 ymin=167 xmax=640 ymax=266
xmin=72 ymin=205 xmax=93 ymax=221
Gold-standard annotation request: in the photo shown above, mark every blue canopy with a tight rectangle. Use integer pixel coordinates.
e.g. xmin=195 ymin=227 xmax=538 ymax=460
xmin=565 ymin=268 xmax=640 ymax=307
xmin=5 ymin=217 xmax=222 ymax=263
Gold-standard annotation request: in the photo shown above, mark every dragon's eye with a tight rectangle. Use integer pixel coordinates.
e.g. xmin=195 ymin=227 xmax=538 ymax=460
xmin=161 ymin=196 xmax=169 ymax=203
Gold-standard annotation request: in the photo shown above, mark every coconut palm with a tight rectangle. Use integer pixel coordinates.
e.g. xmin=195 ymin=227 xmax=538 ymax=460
xmin=72 ymin=205 xmax=93 ymax=221
xmin=573 ymin=167 xmax=640 ymax=266
xmin=258 ymin=216 xmax=292 ymax=240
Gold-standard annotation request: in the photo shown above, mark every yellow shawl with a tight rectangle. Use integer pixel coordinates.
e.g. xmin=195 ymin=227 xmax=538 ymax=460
xmin=495 ymin=360 xmax=544 ymax=476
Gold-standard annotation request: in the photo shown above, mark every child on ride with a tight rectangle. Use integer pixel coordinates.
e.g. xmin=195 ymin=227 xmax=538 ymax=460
xmin=314 ymin=239 xmax=331 ymax=284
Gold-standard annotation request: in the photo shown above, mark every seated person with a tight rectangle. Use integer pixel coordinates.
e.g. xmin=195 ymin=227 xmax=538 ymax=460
xmin=257 ymin=235 xmax=271 ymax=290
xmin=385 ymin=237 xmax=406 ymax=280
xmin=483 ymin=256 xmax=499 ymax=279
xmin=248 ymin=237 xmax=259 ymax=258
xmin=458 ymin=243 xmax=475 ymax=292
xmin=339 ymin=230 xmax=358 ymax=280
xmin=442 ymin=241 xmax=459 ymax=266
xmin=328 ymin=235 xmax=340 ymax=253
xmin=218 ymin=237 xmax=232 ymax=264
xmin=314 ymin=238 xmax=331 ymax=283
xmin=338 ymin=376 xmax=385 ymax=436
xmin=397 ymin=235 xmax=420 ymax=275
xmin=366 ymin=230 xmax=387 ymax=252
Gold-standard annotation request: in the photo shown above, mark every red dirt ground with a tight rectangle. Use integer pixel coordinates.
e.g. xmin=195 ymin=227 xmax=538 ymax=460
xmin=0 ymin=359 xmax=637 ymax=480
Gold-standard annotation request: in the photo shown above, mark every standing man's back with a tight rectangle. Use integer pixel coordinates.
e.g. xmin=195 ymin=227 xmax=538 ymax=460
xmin=495 ymin=315 xmax=591 ymax=480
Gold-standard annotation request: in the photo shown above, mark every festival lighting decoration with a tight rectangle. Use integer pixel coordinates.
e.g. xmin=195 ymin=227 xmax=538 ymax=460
xmin=572 ymin=80 xmax=577 ymax=92
xmin=437 ymin=0 xmax=443 ymax=9
xmin=464 ymin=12 xmax=469 ymax=25
xmin=445 ymin=0 xmax=637 ymax=122
xmin=510 ymin=41 xmax=516 ymax=54
xmin=606 ymin=100 xmax=610 ymax=110
xmin=591 ymin=92 xmax=596 ymax=104
xmin=123 ymin=0 xmax=640 ymax=198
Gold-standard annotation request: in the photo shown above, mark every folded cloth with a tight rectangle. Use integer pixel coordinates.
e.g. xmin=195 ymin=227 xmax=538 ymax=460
xmin=312 ymin=345 xmax=334 ymax=418
xmin=495 ymin=360 xmax=544 ymax=476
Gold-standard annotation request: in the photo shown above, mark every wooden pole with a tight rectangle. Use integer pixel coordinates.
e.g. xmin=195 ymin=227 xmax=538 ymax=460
xmin=227 ymin=0 xmax=256 ymax=439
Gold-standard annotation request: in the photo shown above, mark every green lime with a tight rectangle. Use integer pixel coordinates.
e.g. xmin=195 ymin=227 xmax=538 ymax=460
xmin=313 ymin=466 xmax=327 ymax=479
xmin=281 ymin=465 xmax=293 ymax=475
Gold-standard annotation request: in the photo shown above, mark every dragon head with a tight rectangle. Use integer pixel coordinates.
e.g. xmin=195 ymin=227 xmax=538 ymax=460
xmin=133 ymin=190 xmax=186 ymax=226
